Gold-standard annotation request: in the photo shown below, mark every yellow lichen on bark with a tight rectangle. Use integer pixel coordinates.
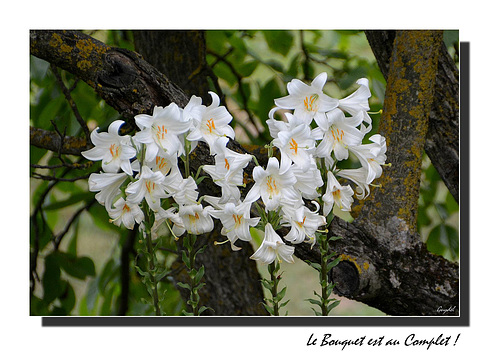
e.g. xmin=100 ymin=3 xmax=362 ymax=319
xmin=358 ymin=30 xmax=442 ymax=235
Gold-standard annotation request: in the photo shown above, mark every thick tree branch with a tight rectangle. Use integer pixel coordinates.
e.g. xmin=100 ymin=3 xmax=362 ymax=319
xmin=365 ymin=30 xmax=459 ymax=202
xmin=30 ymin=30 xmax=189 ymax=123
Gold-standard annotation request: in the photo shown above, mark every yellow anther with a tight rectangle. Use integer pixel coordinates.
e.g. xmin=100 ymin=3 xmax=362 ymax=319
xmin=206 ymin=118 xmax=216 ymax=133
xmin=289 ymin=138 xmax=298 ymax=155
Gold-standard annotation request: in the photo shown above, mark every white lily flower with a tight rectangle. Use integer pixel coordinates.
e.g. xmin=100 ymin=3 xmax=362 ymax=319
xmin=216 ymin=137 xmax=252 ymax=182
xmin=153 ymin=206 xmax=186 ymax=237
xmin=202 ymin=137 xmax=252 ymax=203
xmin=322 ymin=171 xmax=355 ymax=216
xmin=208 ymin=201 xmax=260 ymax=251
xmin=314 ymin=108 xmax=364 ymax=161
xmin=169 ymin=176 xmax=199 ymax=206
xmin=82 ymin=120 xmax=136 ymax=176
xmin=108 ymin=197 xmax=144 ymax=230
xmin=336 ymin=167 xmax=370 ymax=200
xmin=272 ymin=113 xmax=316 ymax=172
xmin=291 ymin=160 xmax=323 ymax=200
xmin=349 ymin=134 xmax=387 ymax=184
xmin=143 ymin=151 xmax=184 ymax=196
xmin=178 ymin=204 xmax=214 ymax=235
xmin=88 ymin=172 xmax=128 ymax=210
xmin=244 ymin=157 xmax=300 ymax=212
xmin=186 ymin=92 xmax=235 ymax=154
xmin=281 ymin=203 xmax=326 ymax=245
xmin=338 ymin=78 xmax=372 ymax=134
xmin=274 ymin=72 xmax=339 ymax=125
xmin=133 ymin=103 xmax=191 ymax=161
xmin=266 ymin=107 xmax=289 ymax=139
xmin=250 ymin=223 xmax=295 ymax=264
xmin=144 ymin=150 xmax=180 ymax=176
xmin=125 ymin=166 xmax=168 ymax=211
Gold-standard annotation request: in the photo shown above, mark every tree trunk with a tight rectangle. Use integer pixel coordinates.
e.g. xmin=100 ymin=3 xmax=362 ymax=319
xmin=365 ymin=30 xmax=459 ymax=203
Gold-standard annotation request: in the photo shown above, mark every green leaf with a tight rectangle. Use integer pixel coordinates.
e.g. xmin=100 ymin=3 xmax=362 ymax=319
xmin=238 ymin=60 xmax=259 ymax=77
xmin=279 ymin=299 xmax=290 ymax=309
xmin=305 ymin=298 xmax=322 ymax=307
xmin=193 ymin=266 xmax=205 ymax=285
xmin=135 ymin=265 xmax=149 ymax=278
xmin=84 ymin=278 xmax=99 ymax=314
xmin=31 ymin=212 xmax=53 ymax=252
xmin=194 ymin=244 xmax=208 ymax=258
xmin=260 ymin=279 xmax=273 ymax=291
xmin=307 ymin=261 xmax=322 ymax=272
xmin=195 ymin=175 xmax=207 ymax=185
xmin=38 ymin=95 xmax=65 ymax=128
xmin=42 ymin=252 xmax=63 ymax=304
xmin=100 ymin=284 xmax=117 ymax=315
xmin=98 ymin=257 xmax=119 ymax=294
xmin=434 ymin=203 xmax=449 ymax=221
xmin=327 ymin=300 xmax=341 ymax=312
xmin=445 ymin=191 xmax=459 ymax=213
xmin=275 ymin=286 xmax=287 ymax=302
xmin=262 ymin=303 xmax=275 ymax=315
xmin=263 ymin=30 xmax=294 ymax=56
xmin=328 ymin=236 xmax=342 ymax=243
xmin=181 ymin=250 xmax=191 ymax=269
xmin=263 ymin=59 xmax=285 ymax=73
xmin=57 ymin=252 xmax=96 ymax=280
xmin=177 ymin=282 xmax=191 ymax=290
xmin=197 ymin=306 xmax=214 ymax=315
xmin=59 ymin=281 xmax=76 ymax=314
xmin=327 ymin=257 xmax=341 ymax=272
xmin=285 ymin=53 xmax=302 ymax=79
xmin=43 ymin=192 xmax=94 ymax=211
xmin=155 ymin=269 xmax=169 ymax=283
xmin=427 ymin=223 xmax=459 ymax=257
xmin=326 ymin=251 xmax=338 ymax=261
xmin=206 ymin=31 xmax=230 ymax=55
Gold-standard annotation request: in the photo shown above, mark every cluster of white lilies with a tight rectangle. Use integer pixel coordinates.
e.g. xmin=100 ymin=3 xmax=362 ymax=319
xmin=83 ymin=72 xmax=387 ymax=265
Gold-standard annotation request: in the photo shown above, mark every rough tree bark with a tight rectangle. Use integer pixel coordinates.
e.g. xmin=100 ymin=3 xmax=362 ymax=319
xmin=365 ymin=30 xmax=459 ymax=203
xmin=30 ymin=30 xmax=460 ymax=316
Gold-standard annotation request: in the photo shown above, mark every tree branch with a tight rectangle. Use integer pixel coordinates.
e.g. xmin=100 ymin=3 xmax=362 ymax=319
xmin=30 ymin=126 xmax=91 ymax=156
xmin=30 ymin=30 xmax=189 ymax=123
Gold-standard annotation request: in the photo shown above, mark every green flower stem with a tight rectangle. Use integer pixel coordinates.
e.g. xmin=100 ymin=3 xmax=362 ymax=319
xmin=141 ymin=207 xmax=162 ymax=316
xmin=269 ymin=261 xmax=280 ymax=316
xmin=184 ymin=138 xmax=191 ymax=178
xmin=146 ymin=231 xmax=161 ymax=316
xmin=319 ymin=234 xmax=329 ymax=316
xmin=187 ymin=234 xmax=200 ymax=315
xmin=179 ymin=233 xmax=210 ymax=316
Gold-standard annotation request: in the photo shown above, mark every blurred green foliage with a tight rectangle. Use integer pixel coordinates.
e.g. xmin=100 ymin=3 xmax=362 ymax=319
xmin=30 ymin=30 xmax=459 ymax=316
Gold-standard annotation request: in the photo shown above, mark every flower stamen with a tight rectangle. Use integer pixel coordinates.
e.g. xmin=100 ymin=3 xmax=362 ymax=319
xmin=289 ymin=138 xmax=298 ymax=155
xmin=303 ymin=94 xmax=319 ymax=112
xmin=206 ymin=118 xmax=216 ymax=133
